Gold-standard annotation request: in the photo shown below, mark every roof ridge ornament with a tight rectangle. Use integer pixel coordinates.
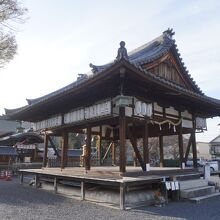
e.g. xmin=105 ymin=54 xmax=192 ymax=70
xmin=163 ymin=28 xmax=175 ymax=39
xmin=116 ymin=41 xmax=129 ymax=61
xmin=89 ymin=63 xmax=98 ymax=73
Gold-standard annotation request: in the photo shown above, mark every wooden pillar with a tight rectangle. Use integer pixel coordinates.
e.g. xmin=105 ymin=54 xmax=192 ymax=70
xmin=119 ymin=107 xmax=126 ymax=173
xmin=143 ymin=121 xmax=149 ymax=165
xmin=184 ymin=134 xmax=192 ymax=163
xmin=61 ymin=132 xmax=68 ymax=169
xmin=178 ymin=124 xmax=184 ymax=168
xmin=129 ymin=130 xmax=146 ymax=171
xmin=98 ymin=126 xmax=102 ymax=165
xmin=159 ymin=136 xmax=164 ymax=167
xmin=43 ymin=134 xmax=49 ymax=168
xmin=192 ymin=115 xmax=198 ymax=168
xmin=192 ymin=131 xmax=197 ymax=168
xmin=112 ymin=141 xmax=116 ymax=165
xmin=85 ymin=126 xmax=91 ymax=171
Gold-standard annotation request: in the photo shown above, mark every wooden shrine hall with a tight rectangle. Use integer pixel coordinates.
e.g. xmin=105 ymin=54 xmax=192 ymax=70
xmin=4 ymin=29 xmax=220 ymax=175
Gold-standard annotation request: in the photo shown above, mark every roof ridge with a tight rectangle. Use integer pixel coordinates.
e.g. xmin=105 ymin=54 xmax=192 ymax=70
xmin=128 ymin=34 xmax=165 ymax=56
xmin=90 ymin=32 xmax=174 ymax=74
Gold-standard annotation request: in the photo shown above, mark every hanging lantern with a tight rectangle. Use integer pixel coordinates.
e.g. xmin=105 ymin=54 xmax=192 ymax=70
xmin=113 ymin=95 xmax=133 ymax=107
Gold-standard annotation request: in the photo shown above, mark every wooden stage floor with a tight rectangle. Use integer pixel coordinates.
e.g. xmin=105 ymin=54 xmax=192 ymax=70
xmin=19 ymin=166 xmax=199 ymax=185
xmin=19 ymin=166 xmax=200 ymax=210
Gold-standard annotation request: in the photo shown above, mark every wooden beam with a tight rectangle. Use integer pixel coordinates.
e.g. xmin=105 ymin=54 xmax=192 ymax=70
xmin=102 ymin=141 xmax=113 ymax=164
xmin=184 ymin=134 xmax=192 ymax=162
xmin=43 ymin=134 xmax=49 ymax=167
xmin=192 ymin=132 xmax=197 ymax=168
xmin=127 ymin=127 xmax=146 ymax=171
xmin=61 ymin=132 xmax=68 ymax=169
xmin=143 ymin=121 xmax=149 ymax=164
xmin=85 ymin=126 xmax=91 ymax=171
xmin=119 ymin=107 xmax=126 ymax=173
xmin=159 ymin=136 xmax=164 ymax=167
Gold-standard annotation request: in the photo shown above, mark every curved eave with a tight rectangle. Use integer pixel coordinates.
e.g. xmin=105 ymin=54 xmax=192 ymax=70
xmin=4 ymin=106 xmax=29 ymax=116
xmin=6 ymin=59 xmax=126 ymax=121
xmin=6 ymin=59 xmax=220 ymax=121
xmin=170 ymin=45 xmax=203 ymax=95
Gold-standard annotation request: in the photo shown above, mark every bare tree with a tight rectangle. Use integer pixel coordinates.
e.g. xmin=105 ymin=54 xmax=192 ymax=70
xmin=0 ymin=0 xmax=27 ymax=68
xmin=148 ymin=135 xmax=189 ymax=161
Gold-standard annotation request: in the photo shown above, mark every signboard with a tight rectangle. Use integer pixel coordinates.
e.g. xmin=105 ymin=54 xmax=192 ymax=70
xmin=16 ymin=144 xmax=36 ymax=149
xmin=33 ymin=97 xmax=153 ymax=130
xmin=85 ymin=101 xmax=111 ymax=120
xmin=64 ymin=109 xmax=84 ymax=124
xmin=34 ymin=115 xmax=62 ymax=131
xmin=64 ymin=100 xmax=111 ymax=124
xmin=33 ymin=100 xmax=111 ymax=131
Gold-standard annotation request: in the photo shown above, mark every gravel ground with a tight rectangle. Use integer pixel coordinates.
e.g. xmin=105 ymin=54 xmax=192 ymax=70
xmin=1 ymin=178 xmax=220 ymax=220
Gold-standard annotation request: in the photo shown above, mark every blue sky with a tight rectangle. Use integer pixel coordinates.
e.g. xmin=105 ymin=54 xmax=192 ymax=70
xmin=1 ymin=0 xmax=220 ymax=142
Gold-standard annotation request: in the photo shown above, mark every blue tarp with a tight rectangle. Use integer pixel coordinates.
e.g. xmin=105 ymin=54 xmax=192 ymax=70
xmin=0 ymin=146 xmax=18 ymax=156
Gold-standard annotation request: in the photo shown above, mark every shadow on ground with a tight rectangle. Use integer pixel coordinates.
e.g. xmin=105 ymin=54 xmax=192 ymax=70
xmin=132 ymin=198 xmax=220 ymax=220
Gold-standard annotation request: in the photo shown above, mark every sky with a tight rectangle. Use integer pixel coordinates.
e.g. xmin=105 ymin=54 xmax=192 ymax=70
xmin=0 ymin=0 xmax=220 ymax=142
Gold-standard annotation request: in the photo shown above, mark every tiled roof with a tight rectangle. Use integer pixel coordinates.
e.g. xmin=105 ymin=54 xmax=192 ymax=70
xmin=4 ymin=29 xmax=199 ymax=113
xmin=4 ymin=29 xmax=220 ymax=117
xmin=4 ymin=106 xmax=29 ymax=116
xmin=90 ymin=29 xmax=203 ymax=95
xmin=90 ymin=33 xmax=173 ymax=73
xmin=0 ymin=132 xmax=44 ymax=146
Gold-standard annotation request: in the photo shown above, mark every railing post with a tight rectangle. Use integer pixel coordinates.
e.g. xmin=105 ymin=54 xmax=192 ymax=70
xmin=20 ymin=172 xmax=23 ymax=184
xmin=54 ymin=177 xmax=58 ymax=193
xmin=81 ymin=181 xmax=85 ymax=200
xmin=120 ymin=183 xmax=126 ymax=210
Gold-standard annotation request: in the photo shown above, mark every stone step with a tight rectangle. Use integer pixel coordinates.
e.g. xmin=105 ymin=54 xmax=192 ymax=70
xmin=189 ymin=192 xmax=220 ymax=203
xmin=180 ymin=186 xmax=215 ymax=199
xmin=175 ymin=173 xmax=201 ymax=181
xmin=179 ymin=179 xmax=208 ymax=190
